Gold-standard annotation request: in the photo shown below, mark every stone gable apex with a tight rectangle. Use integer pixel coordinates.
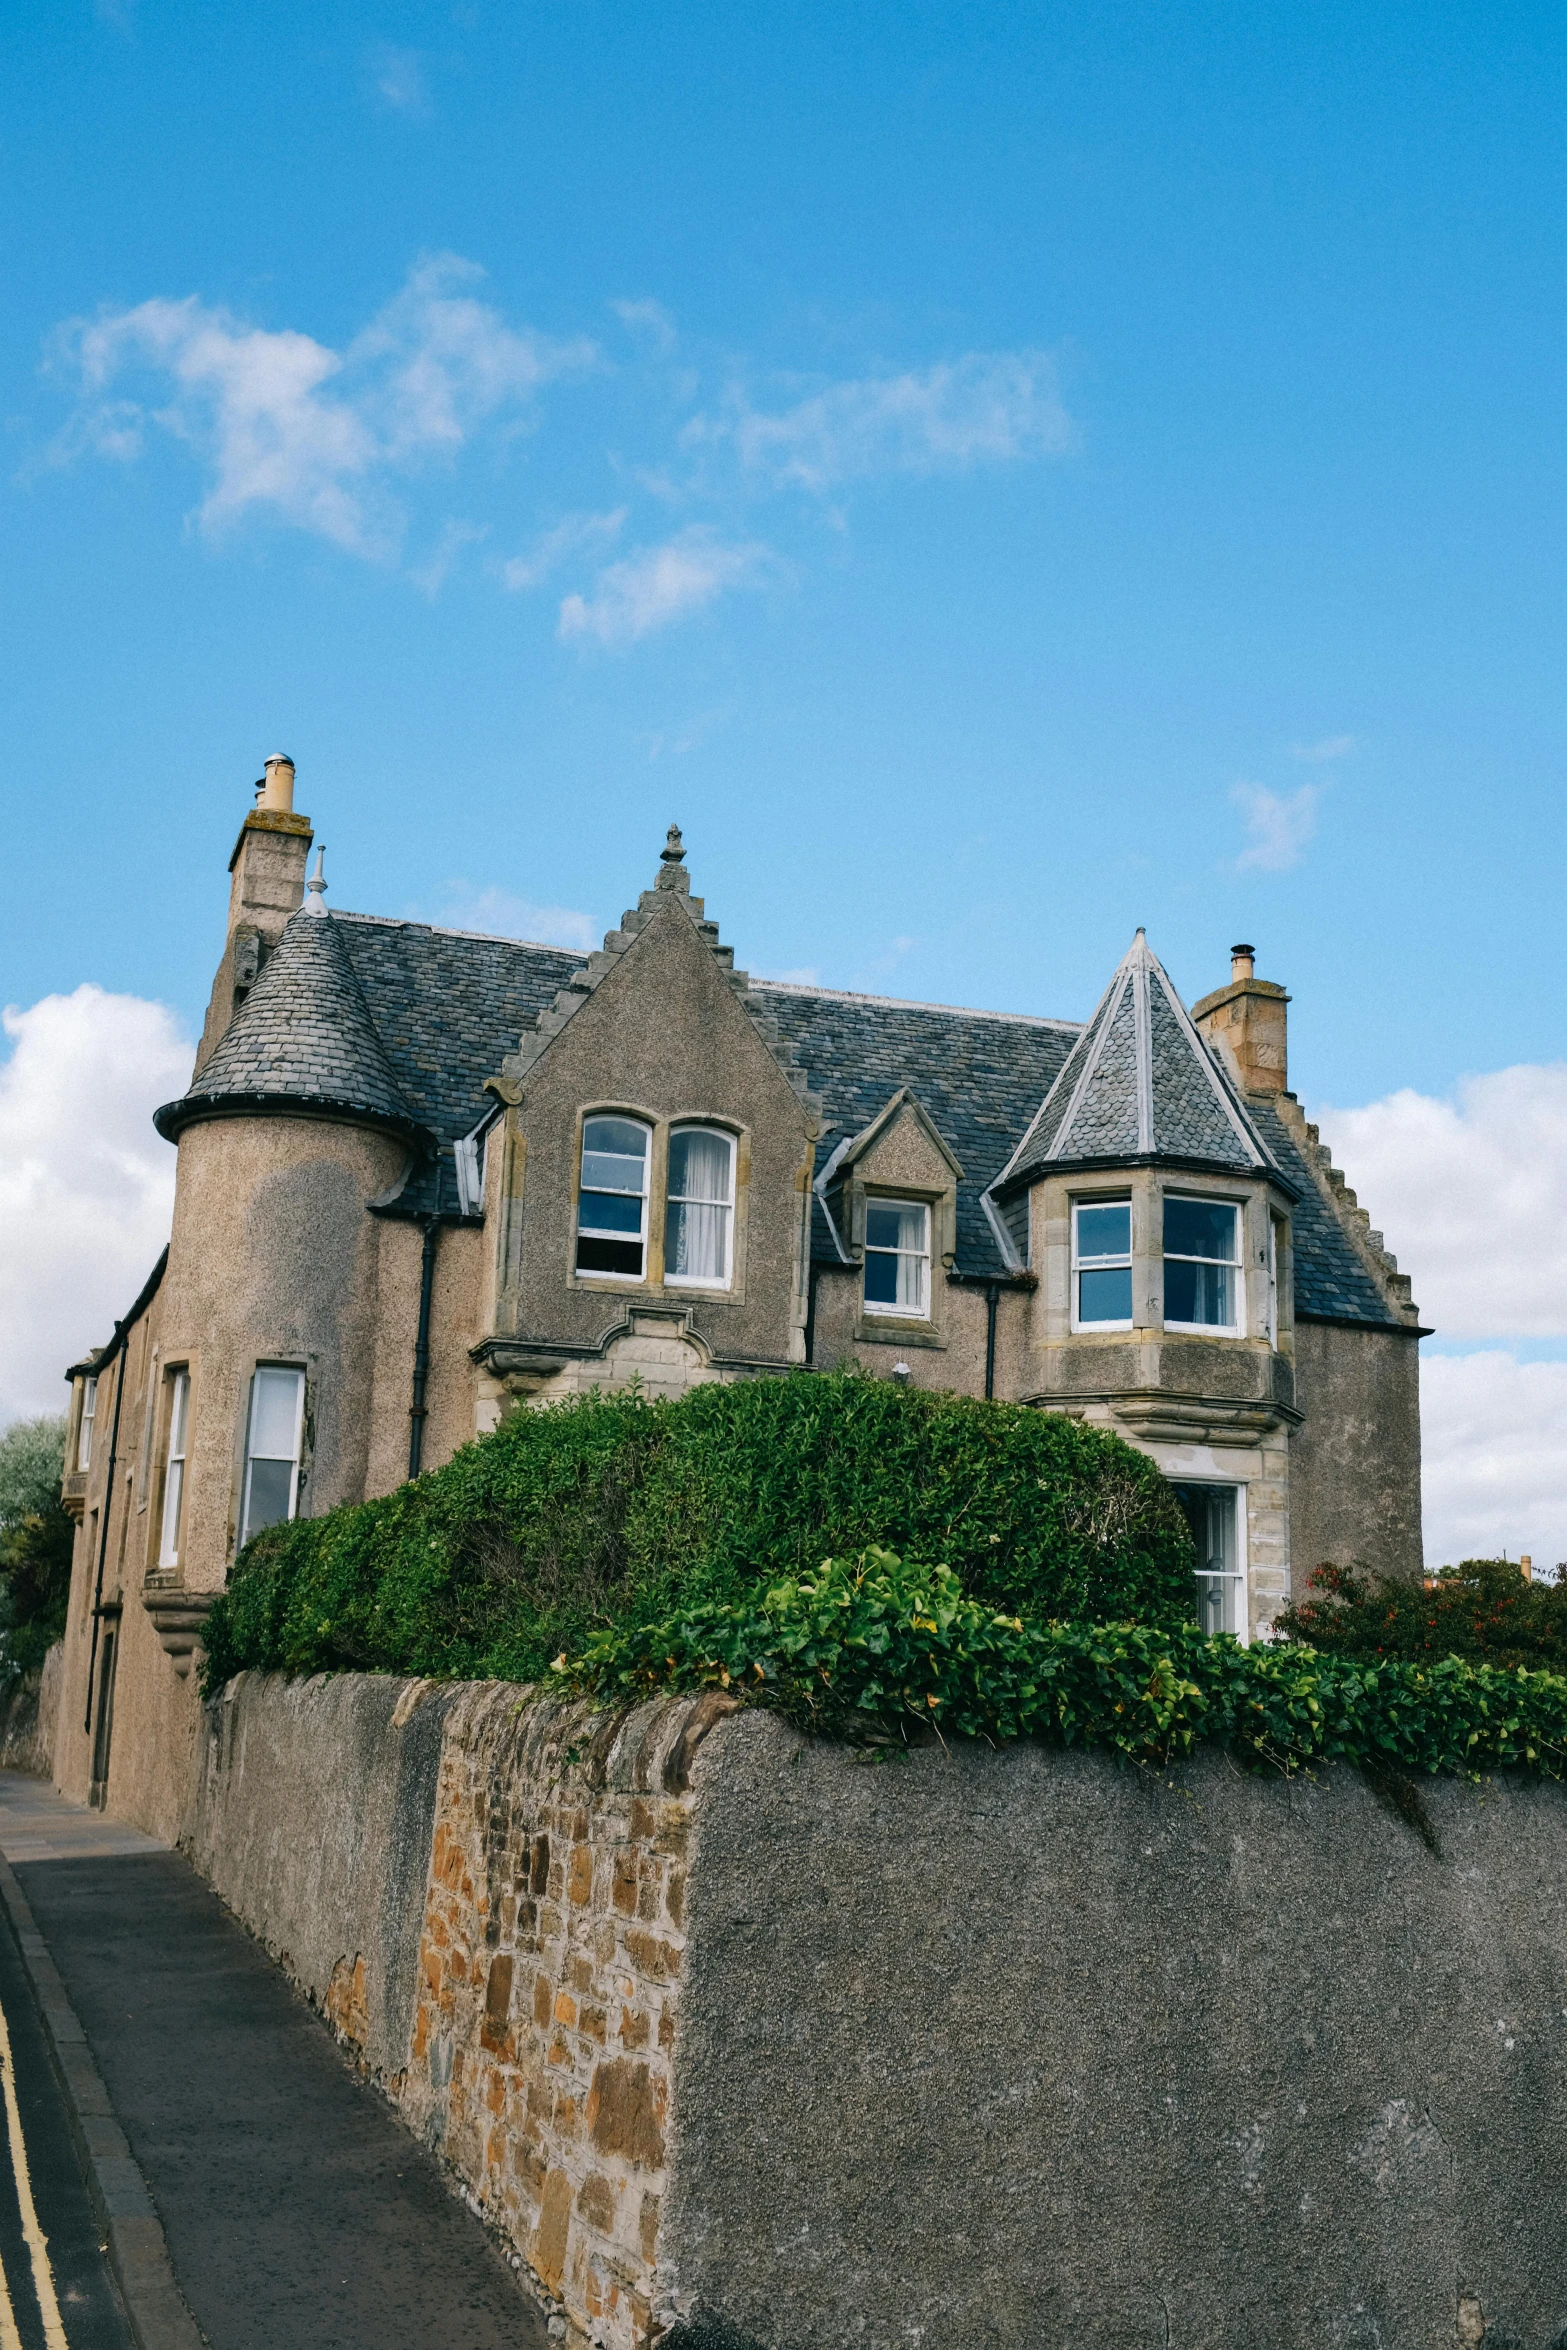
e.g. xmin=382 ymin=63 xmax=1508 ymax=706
xmin=498 ymin=830 xmax=822 ymax=1130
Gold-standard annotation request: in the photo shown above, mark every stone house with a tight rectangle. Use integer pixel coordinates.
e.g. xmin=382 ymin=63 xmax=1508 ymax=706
xmin=55 ymin=757 xmax=1424 ymax=1835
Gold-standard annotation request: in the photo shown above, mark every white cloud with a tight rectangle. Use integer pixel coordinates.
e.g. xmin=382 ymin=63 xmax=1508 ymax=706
xmin=52 ymin=257 xmax=596 ymax=556
xmin=1231 ymin=780 xmax=1321 ymax=872
xmin=0 ymin=988 xmax=189 ymax=1430
xmin=1291 ymin=734 xmax=1355 ymax=763
xmin=367 ymin=44 xmax=430 ymax=116
xmin=1318 ymin=1065 xmax=1567 ymax=1339
xmin=696 ymin=350 xmax=1074 ymax=492
xmin=1419 ymin=1353 xmax=1567 ymax=1570
xmin=1317 ymin=1063 xmax=1567 ymax=1570
xmin=432 ymin=885 xmax=598 ymax=955
xmin=501 ymin=507 xmax=626 ymax=592
xmin=558 ymin=527 xmax=779 ymax=647
xmin=408 ymin=517 xmax=488 ymax=597
xmin=612 ymin=298 xmax=677 ymax=353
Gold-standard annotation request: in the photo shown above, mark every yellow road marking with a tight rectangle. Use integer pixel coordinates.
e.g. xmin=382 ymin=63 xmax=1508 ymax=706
xmin=0 ymin=2239 xmax=25 ymax=2350
xmin=0 ymin=1977 xmax=69 ymax=2348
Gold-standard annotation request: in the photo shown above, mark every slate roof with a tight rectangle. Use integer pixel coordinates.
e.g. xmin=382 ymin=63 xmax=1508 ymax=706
xmin=158 ymin=899 xmax=1399 ymax=1326
xmin=156 ymin=909 xmax=420 ymax=1142
xmin=996 ymin=929 xmax=1273 ymax=1189
xmin=752 ymin=984 xmax=1080 ymax=1273
xmin=1248 ymin=1098 xmax=1399 ymax=1325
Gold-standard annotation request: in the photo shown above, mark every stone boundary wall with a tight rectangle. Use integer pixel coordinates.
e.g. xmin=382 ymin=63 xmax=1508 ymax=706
xmin=183 ymin=1672 xmax=1567 ymax=2350
xmin=0 ymin=1644 xmax=63 ymax=1778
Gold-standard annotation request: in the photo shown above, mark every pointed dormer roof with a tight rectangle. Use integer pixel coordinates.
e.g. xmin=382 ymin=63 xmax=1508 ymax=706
xmin=154 ymin=907 xmax=422 ymax=1143
xmin=991 ymin=930 xmax=1281 ymax=1193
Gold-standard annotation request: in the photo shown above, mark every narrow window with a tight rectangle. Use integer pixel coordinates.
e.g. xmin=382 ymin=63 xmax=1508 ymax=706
xmin=1171 ymin=1483 xmax=1244 ymax=1638
xmin=157 ymin=1370 xmax=190 ymax=1569
xmin=77 ymin=1377 xmax=98 ymax=1471
xmin=665 ymin=1127 xmax=736 ymax=1288
xmin=575 ymin=1117 xmax=651 ymax=1278
xmin=1164 ymin=1197 xmax=1242 ymax=1332
xmin=863 ymin=1200 xmax=931 ymax=1317
xmin=1073 ymin=1200 xmax=1133 ymax=1327
xmin=240 ymin=1367 xmax=305 ymax=1546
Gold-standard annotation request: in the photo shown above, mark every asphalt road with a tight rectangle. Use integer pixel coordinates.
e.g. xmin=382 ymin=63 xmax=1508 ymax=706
xmin=0 ymin=1776 xmax=549 ymax=2350
xmin=0 ymin=1882 xmax=131 ymax=2349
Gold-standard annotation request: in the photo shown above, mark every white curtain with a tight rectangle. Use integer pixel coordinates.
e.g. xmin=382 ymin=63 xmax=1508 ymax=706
xmin=666 ymin=1130 xmax=733 ymax=1282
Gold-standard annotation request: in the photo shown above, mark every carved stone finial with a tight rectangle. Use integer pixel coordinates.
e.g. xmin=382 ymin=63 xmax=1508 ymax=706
xmin=302 ymin=846 xmax=328 ymax=917
xmin=656 ymin=823 xmax=689 ymax=893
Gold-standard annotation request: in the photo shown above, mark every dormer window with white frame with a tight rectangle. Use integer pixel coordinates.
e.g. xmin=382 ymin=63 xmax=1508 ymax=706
xmin=1163 ymin=1196 xmax=1242 ymax=1334
xmin=863 ymin=1199 xmax=930 ymax=1318
xmin=664 ymin=1126 xmax=736 ymax=1289
xmin=1072 ymin=1199 xmax=1133 ymax=1329
xmin=576 ymin=1116 xmax=651 ymax=1280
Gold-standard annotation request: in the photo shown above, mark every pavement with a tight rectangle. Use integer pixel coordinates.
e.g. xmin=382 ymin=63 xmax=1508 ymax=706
xmin=0 ymin=1772 xmax=550 ymax=2350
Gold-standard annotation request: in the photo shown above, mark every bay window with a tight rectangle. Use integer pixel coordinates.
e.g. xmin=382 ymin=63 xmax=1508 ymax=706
xmin=863 ymin=1200 xmax=930 ymax=1318
xmin=1164 ymin=1197 xmax=1242 ymax=1332
xmin=576 ymin=1117 xmax=651 ymax=1279
xmin=240 ymin=1366 xmax=305 ymax=1546
xmin=664 ymin=1127 xmax=736 ymax=1288
xmin=1073 ymin=1200 xmax=1133 ymax=1328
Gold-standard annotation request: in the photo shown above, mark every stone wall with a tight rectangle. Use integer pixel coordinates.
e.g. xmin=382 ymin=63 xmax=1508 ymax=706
xmin=183 ymin=1671 xmax=1567 ymax=2350
xmin=0 ymin=1643 xmax=63 ymax=1776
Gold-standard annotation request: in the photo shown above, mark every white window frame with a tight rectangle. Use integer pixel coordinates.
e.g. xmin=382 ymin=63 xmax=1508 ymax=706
xmin=663 ymin=1125 xmax=737 ymax=1291
xmin=239 ymin=1365 xmax=306 ymax=1548
xmin=575 ymin=1114 xmax=652 ymax=1283
xmin=157 ymin=1368 xmax=190 ymax=1570
xmin=1170 ymin=1479 xmax=1249 ymax=1642
xmin=862 ymin=1197 xmax=932 ymax=1320
xmin=77 ymin=1377 xmax=98 ymax=1471
xmin=1071 ymin=1197 xmax=1134 ymax=1333
xmin=1163 ymin=1194 xmax=1244 ymax=1337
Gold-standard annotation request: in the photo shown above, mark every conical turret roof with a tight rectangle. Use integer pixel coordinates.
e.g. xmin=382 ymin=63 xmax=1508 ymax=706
xmin=155 ymin=908 xmax=421 ymax=1142
xmin=992 ymin=930 xmax=1278 ymax=1192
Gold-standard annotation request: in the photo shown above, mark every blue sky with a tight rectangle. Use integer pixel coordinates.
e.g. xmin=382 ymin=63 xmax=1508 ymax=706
xmin=4 ymin=0 xmax=1564 ymax=1093
xmin=3 ymin=1 xmax=1566 ymax=1555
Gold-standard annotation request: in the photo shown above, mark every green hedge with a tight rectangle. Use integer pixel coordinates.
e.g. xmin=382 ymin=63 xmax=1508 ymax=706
xmin=566 ymin=1548 xmax=1567 ymax=1778
xmin=200 ymin=1372 xmax=1197 ymax=1695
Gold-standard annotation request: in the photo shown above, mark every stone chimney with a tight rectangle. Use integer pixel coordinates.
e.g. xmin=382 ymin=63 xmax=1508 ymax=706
xmin=193 ymin=756 xmax=313 ymax=1074
xmin=1191 ymin=942 xmax=1290 ymax=1095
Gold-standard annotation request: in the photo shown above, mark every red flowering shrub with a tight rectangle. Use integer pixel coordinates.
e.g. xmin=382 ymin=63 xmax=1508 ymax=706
xmin=1276 ymin=1558 xmax=1567 ymax=1670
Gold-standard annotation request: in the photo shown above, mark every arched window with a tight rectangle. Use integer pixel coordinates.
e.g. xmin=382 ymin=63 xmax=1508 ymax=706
xmin=576 ymin=1116 xmax=651 ymax=1278
xmin=665 ymin=1127 xmax=736 ymax=1288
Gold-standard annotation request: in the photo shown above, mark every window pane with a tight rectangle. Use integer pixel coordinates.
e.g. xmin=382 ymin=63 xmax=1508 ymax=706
xmin=1166 ymin=1258 xmax=1234 ymax=1326
xmin=249 ymin=1367 xmax=302 ymax=1462
xmin=666 ymin=1199 xmax=731 ymax=1282
xmin=1075 ymin=1202 xmax=1130 ymax=1259
xmin=579 ymin=1189 xmax=644 ymax=1236
xmin=1078 ymin=1265 xmax=1133 ymax=1322
xmin=243 ymin=1457 xmax=294 ymax=1541
xmin=1164 ymin=1198 xmax=1238 ymax=1262
xmin=583 ymin=1117 xmax=648 ymax=1161
xmin=581 ymin=1150 xmax=647 ymax=1195
xmin=168 ymin=1371 xmax=189 ymax=1459
xmin=866 ymin=1202 xmax=926 ymax=1253
xmin=158 ymin=1459 xmax=184 ymax=1569
xmin=576 ymin=1233 xmax=645 ymax=1276
xmin=864 ymin=1249 xmax=900 ymax=1306
xmin=669 ymin=1129 xmax=733 ymax=1205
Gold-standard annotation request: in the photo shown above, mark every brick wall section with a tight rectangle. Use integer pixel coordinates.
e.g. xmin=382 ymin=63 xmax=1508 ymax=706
xmin=397 ymin=1685 xmax=736 ymax=2350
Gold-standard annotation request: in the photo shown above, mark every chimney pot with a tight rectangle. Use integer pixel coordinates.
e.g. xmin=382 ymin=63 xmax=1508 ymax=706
xmin=259 ymin=754 xmax=296 ymax=814
xmin=1231 ymin=943 xmax=1256 ymax=982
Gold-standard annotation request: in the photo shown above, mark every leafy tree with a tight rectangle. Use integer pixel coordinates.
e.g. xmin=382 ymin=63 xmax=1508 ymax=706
xmin=0 ymin=1415 xmax=73 ymax=1683
xmin=1276 ymin=1557 xmax=1567 ymax=1671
